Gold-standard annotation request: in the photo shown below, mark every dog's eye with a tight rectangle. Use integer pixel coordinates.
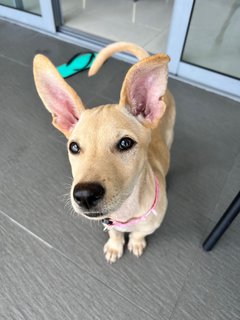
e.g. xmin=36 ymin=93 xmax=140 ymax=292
xmin=117 ymin=137 xmax=135 ymax=151
xmin=69 ymin=142 xmax=80 ymax=154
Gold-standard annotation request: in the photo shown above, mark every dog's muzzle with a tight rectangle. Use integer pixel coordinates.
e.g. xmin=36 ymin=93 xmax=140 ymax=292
xmin=73 ymin=182 xmax=105 ymax=212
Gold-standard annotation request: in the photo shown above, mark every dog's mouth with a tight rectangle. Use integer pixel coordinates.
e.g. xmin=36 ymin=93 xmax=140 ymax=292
xmin=71 ymin=198 xmax=111 ymax=220
xmin=84 ymin=212 xmax=105 ymax=218
xmin=79 ymin=208 xmax=112 ymax=220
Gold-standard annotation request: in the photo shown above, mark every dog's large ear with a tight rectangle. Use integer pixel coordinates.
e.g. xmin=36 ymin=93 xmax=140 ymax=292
xmin=119 ymin=54 xmax=170 ymax=128
xmin=33 ymin=54 xmax=85 ymax=138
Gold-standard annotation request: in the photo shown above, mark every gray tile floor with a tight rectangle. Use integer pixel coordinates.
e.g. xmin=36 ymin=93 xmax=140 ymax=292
xmin=0 ymin=20 xmax=240 ymax=320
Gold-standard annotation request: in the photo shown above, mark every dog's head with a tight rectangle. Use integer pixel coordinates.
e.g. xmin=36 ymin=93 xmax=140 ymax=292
xmin=33 ymin=52 xmax=169 ymax=220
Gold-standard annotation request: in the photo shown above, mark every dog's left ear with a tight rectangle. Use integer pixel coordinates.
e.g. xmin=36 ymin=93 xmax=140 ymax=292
xmin=33 ymin=54 xmax=85 ymax=138
xmin=119 ymin=54 xmax=170 ymax=128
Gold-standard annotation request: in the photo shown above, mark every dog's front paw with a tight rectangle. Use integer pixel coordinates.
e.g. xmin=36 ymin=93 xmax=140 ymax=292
xmin=128 ymin=238 xmax=146 ymax=257
xmin=104 ymin=239 xmax=124 ymax=264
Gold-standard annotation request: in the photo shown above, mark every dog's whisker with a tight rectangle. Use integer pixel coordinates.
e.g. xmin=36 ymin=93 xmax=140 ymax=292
xmin=63 ymin=184 xmax=72 ymax=192
xmin=0 ymin=224 xmax=7 ymax=234
xmin=62 ymin=175 xmax=73 ymax=181
xmin=62 ymin=193 xmax=71 ymax=200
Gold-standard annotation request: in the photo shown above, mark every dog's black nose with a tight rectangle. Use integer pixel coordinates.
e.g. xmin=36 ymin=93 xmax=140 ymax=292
xmin=73 ymin=183 xmax=105 ymax=209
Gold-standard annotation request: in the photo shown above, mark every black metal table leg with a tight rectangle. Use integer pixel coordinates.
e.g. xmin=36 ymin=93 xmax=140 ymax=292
xmin=203 ymin=191 xmax=240 ymax=251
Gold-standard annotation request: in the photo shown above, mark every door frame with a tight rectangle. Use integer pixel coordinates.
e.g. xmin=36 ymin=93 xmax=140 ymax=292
xmin=167 ymin=0 xmax=240 ymax=99
xmin=0 ymin=1 xmax=56 ymax=32
xmin=1 ymin=0 xmax=239 ymax=99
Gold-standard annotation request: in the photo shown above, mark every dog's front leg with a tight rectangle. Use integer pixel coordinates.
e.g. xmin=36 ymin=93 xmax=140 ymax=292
xmin=104 ymin=229 xmax=125 ymax=263
xmin=128 ymin=231 xmax=149 ymax=257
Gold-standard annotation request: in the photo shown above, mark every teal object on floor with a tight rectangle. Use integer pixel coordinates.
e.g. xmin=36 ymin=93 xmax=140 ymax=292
xmin=57 ymin=52 xmax=97 ymax=78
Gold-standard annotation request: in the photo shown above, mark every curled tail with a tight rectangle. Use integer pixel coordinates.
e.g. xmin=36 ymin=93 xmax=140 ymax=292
xmin=88 ymin=42 xmax=149 ymax=77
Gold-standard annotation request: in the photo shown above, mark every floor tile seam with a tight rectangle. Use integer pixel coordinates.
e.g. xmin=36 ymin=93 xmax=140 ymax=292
xmin=0 ymin=208 xmax=54 ymax=249
xmin=0 ymin=53 xmax=30 ymax=68
xmin=168 ymin=214 xmax=240 ymax=320
xmin=142 ymin=28 xmax=168 ymax=48
xmin=167 ymin=209 xmax=222 ymax=320
xmin=210 ymin=147 xmax=240 ymax=219
xmin=187 ymin=147 xmax=240 ymax=224
xmin=167 ymin=242 xmax=204 ymax=320
xmin=75 ymin=10 xmax=165 ymax=34
xmin=132 ymin=21 xmax=165 ymax=33
xmin=0 ymin=208 xmax=156 ymax=319
xmin=53 ymin=248 xmax=157 ymax=320
xmin=168 ymin=152 xmax=240 ymax=320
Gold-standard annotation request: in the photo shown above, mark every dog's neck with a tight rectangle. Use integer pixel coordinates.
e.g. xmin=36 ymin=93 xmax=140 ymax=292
xmin=110 ymin=165 xmax=156 ymax=222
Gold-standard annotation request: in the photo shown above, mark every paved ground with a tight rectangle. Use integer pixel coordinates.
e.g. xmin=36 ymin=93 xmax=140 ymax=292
xmin=0 ymin=20 xmax=240 ymax=320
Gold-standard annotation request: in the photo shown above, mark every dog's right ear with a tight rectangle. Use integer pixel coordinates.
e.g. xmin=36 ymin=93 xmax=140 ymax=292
xmin=33 ymin=54 xmax=85 ymax=138
xmin=119 ymin=54 xmax=170 ymax=128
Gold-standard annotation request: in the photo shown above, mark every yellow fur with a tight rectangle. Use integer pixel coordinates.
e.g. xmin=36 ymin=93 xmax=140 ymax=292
xmin=33 ymin=42 xmax=176 ymax=263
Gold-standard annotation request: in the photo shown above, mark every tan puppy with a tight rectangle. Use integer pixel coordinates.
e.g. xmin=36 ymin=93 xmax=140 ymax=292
xmin=33 ymin=42 xmax=176 ymax=263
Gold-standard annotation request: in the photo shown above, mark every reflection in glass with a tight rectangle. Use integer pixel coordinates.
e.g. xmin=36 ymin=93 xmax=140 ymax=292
xmin=60 ymin=0 xmax=174 ymax=53
xmin=182 ymin=0 xmax=240 ymax=79
xmin=0 ymin=0 xmax=41 ymax=15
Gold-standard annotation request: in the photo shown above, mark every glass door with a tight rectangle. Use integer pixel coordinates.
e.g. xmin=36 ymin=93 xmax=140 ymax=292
xmin=167 ymin=0 xmax=240 ymax=99
xmin=1 ymin=0 xmax=239 ymax=99
xmin=59 ymin=0 xmax=174 ymax=53
xmin=0 ymin=0 xmax=56 ymax=32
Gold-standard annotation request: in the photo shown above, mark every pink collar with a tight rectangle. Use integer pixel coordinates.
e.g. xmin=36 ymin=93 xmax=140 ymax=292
xmin=102 ymin=176 xmax=159 ymax=230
